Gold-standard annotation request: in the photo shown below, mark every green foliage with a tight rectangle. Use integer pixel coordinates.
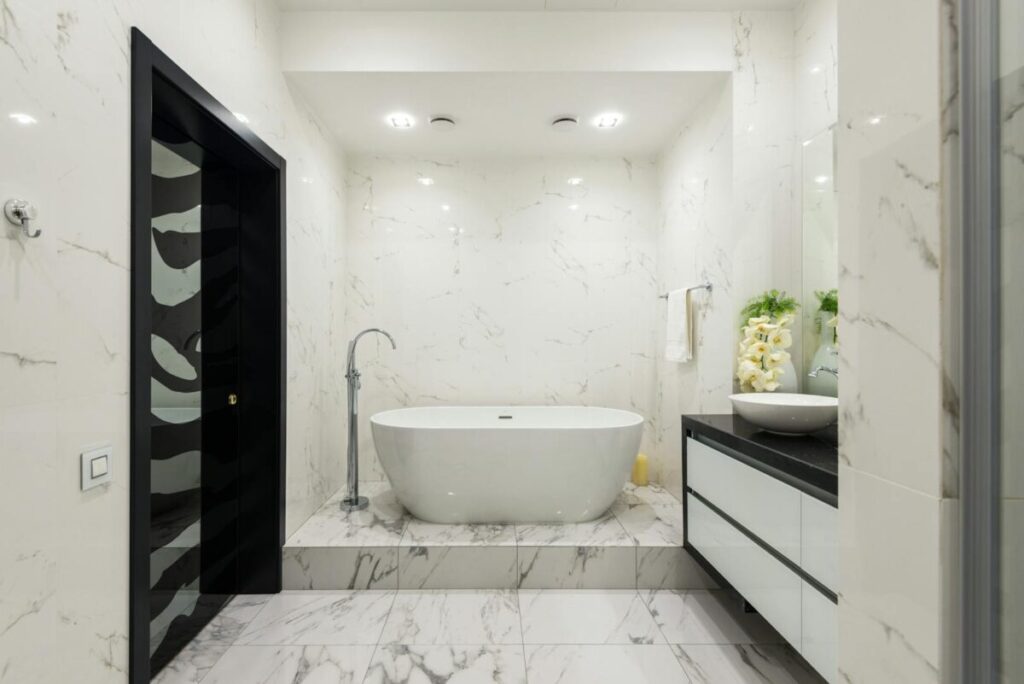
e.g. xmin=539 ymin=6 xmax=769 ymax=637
xmin=814 ymin=289 xmax=839 ymax=337
xmin=739 ymin=289 xmax=799 ymax=327
xmin=815 ymin=288 xmax=838 ymax=315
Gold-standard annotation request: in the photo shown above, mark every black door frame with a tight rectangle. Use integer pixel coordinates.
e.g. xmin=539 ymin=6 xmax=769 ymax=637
xmin=130 ymin=28 xmax=286 ymax=683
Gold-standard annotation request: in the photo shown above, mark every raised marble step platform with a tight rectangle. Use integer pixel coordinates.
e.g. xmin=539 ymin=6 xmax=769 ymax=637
xmin=283 ymin=483 xmax=717 ymax=591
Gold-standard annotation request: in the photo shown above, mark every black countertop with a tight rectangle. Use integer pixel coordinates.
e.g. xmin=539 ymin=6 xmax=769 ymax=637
xmin=681 ymin=414 xmax=838 ymax=506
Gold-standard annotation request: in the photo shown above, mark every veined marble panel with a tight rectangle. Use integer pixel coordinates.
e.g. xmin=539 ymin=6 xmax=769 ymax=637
xmin=380 ymin=590 xmax=521 ymax=645
xmin=519 ymin=590 xmax=665 ymax=645
xmin=642 ymin=590 xmax=783 ymax=645
xmin=364 ymin=644 xmax=527 ymax=684
xmin=236 ymin=592 xmax=394 ymax=646
xmin=343 ymin=156 xmax=659 ymax=484
xmin=283 ymin=547 xmax=399 ymax=590
xmin=517 ymin=546 xmax=638 ymax=590
xmin=398 ymin=546 xmax=518 ymax=590
xmin=524 ymin=644 xmax=687 ymax=684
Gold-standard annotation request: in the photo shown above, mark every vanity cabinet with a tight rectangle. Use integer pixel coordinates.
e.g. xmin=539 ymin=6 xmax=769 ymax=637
xmin=682 ymin=416 xmax=838 ymax=684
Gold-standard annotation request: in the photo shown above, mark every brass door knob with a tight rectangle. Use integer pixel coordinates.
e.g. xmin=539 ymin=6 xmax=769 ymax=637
xmin=228 ymin=393 xmax=238 ymax=406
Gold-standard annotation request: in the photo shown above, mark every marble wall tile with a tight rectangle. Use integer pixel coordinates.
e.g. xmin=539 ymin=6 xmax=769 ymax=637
xmin=837 ymin=466 xmax=942 ymax=679
xmin=794 ymin=0 xmax=839 ymax=142
xmin=653 ymin=12 xmax=798 ymax=500
xmin=517 ymin=547 xmax=637 ymax=590
xmin=398 ymin=546 xmax=518 ymax=590
xmin=343 ymin=156 xmax=659 ymax=482
xmin=0 ymin=1 xmax=348 ymax=681
xmin=282 ymin=547 xmax=399 ymax=590
xmin=836 ymin=0 xmax=954 ymax=679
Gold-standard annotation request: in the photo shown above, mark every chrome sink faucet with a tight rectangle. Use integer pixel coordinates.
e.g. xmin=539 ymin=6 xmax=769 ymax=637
xmin=808 ymin=365 xmax=839 ymax=378
xmin=342 ymin=328 xmax=396 ymax=512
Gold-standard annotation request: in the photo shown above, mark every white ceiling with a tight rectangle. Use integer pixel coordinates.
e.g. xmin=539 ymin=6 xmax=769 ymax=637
xmin=287 ymin=71 xmax=726 ymax=157
xmin=279 ymin=0 xmax=796 ymax=10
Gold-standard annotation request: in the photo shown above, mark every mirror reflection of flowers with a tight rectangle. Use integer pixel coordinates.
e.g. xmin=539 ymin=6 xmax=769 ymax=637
xmin=736 ymin=290 xmax=799 ymax=393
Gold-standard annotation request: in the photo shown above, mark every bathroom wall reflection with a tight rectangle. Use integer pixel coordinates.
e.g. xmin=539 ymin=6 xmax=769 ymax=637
xmin=800 ymin=128 xmax=839 ymax=396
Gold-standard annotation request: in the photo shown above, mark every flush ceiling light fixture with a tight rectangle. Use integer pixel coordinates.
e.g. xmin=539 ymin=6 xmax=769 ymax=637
xmin=388 ymin=112 xmax=416 ymax=129
xmin=417 ymin=177 xmax=435 ymax=186
xmin=551 ymin=116 xmax=579 ymax=132
xmin=8 ymin=112 xmax=37 ymax=125
xmin=430 ymin=116 xmax=456 ymax=131
xmin=593 ymin=112 xmax=622 ymax=129
xmin=567 ymin=177 xmax=583 ymax=186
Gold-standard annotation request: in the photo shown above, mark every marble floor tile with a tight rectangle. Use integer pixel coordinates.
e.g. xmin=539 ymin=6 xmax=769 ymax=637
xmin=643 ymin=590 xmax=784 ymax=645
xmin=286 ymin=483 xmax=409 ymax=547
xmin=151 ymin=640 xmax=232 ymax=684
xmin=363 ymin=644 xmax=527 ymax=684
xmin=518 ymin=590 xmax=665 ymax=645
xmin=151 ymin=594 xmax=272 ymax=683
xmin=525 ymin=645 xmax=686 ymax=684
xmin=636 ymin=547 xmax=718 ymax=591
xmin=612 ymin=502 xmax=684 ymax=546
xmin=379 ymin=590 xmax=521 ymax=645
xmin=671 ymin=643 xmax=825 ymax=683
xmin=202 ymin=644 xmax=376 ymax=684
xmin=236 ymin=591 xmax=395 ymax=645
xmin=515 ymin=512 xmax=633 ymax=547
xmin=517 ymin=546 xmax=636 ymax=590
xmin=399 ymin=546 xmax=518 ymax=590
xmin=401 ymin=520 xmax=516 ymax=547
xmin=283 ymin=547 xmax=398 ymax=590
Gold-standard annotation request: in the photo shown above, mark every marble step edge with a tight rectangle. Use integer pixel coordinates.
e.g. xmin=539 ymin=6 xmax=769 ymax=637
xmin=281 ymin=545 xmax=717 ymax=592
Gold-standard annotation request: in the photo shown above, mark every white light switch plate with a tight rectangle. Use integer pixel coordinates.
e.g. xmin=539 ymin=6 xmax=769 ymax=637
xmin=81 ymin=446 xmax=112 ymax=491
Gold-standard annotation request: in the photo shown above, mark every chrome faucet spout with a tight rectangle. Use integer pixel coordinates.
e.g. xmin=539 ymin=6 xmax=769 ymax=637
xmin=808 ymin=365 xmax=839 ymax=378
xmin=342 ymin=328 xmax=396 ymax=512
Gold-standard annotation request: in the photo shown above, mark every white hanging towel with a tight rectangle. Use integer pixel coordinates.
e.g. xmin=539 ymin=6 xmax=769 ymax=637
xmin=664 ymin=288 xmax=694 ymax=363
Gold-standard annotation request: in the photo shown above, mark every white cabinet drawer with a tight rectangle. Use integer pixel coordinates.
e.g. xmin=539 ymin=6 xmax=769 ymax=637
xmin=687 ymin=437 xmax=802 ymax=563
xmin=801 ymin=581 xmax=838 ymax=683
xmin=687 ymin=494 xmax=802 ymax=647
xmin=800 ymin=493 xmax=838 ymax=592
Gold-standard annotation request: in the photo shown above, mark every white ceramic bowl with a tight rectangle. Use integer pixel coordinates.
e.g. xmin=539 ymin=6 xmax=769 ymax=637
xmin=728 ymin=392 xmax=838 ymax=435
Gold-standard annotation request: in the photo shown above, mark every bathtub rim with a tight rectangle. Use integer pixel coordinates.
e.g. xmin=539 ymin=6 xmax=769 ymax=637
xmin=369 ymin=405 xmax=645 ymax=431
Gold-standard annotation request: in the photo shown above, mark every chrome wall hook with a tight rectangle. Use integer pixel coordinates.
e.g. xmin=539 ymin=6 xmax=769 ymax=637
xmin=4 ymin=199 xmax=41 ymax=238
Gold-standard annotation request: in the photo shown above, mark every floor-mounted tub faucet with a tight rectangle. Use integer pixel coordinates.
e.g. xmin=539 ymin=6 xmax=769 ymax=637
xmin=342 ymin=328 xmax=397 ymax=512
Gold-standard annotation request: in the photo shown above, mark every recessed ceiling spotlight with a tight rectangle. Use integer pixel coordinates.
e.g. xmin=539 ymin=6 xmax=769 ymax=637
xmin=594 ymin=112 xmax=622 ymax=129
xmin=417 ymin=176 xmax=435 ymax=186
xmin=388 ymin=112 xmax=416 ymax=129
xmin=814 ymin=175 xmax=830 ymax=185
xmin=567 ymin=177 xmax=583 ymax=186
xmin=8 ymin=112 xmax=37 ymax=125
xmin=867 ymin=114 xmax=885 ymax=125
xmin=551 ymin=116 xmax=579 ymax=132
xmin=568 ymin=204 xmax=580 ymax=212
xmin=233 ymin=112 xmax=250 ymax=124
xmin=430 ymin=116 xmax=456 ymax=131
xmin=441 ymin=204 xmax=451 ymax=212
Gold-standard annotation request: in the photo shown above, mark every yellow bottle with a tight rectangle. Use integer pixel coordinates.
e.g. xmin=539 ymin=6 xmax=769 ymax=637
xmin=631 ymin=452 xmax=649 ymax=487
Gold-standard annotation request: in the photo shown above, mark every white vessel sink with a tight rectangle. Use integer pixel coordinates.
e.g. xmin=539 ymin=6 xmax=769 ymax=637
xmin=728 ymin=393 xmax=838 ymax=435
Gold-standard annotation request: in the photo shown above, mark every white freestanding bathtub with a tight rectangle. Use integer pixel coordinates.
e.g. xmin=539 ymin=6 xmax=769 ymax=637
xmin=370 ymin=406 xmax=644 ymax=524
